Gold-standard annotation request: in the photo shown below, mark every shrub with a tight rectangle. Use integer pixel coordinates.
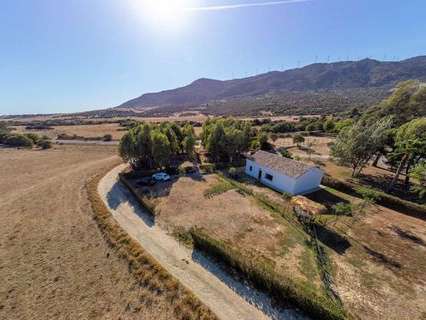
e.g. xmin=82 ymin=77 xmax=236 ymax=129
xmin=227 ymin=167 xmax=238 ymax=178
xmin=5 ymin=134 xmax=33 ymax=148
xmin=24 ymin=133 xmax=40 ymax=144
xmin=332 ymin=203 xmax=352 ymax=216
xmin=354 ymin=186 xmax=381 ymax=203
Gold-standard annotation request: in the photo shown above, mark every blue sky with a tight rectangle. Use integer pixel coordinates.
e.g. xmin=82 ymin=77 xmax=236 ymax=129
xmin=1 ymin=0 xmax=426 ymax=115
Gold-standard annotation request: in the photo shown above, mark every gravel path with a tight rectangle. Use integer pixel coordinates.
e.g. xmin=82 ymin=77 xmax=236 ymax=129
xmin=98 ymin=164 xmax=309 ymax=320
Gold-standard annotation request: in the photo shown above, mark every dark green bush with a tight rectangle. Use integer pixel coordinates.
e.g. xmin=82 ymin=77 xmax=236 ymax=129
xmin=5 ymin=134 xmax=33 ymax=148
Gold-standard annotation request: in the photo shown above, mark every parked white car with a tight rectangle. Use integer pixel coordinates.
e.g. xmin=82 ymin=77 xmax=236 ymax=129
xmin=152 ymin=172 xmax=171 ymax=182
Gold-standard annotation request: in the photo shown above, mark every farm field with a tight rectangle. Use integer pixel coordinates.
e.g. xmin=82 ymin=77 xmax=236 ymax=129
xmin=125 ymin=168 xmax=426 ymax=320
xmin=12 ymin=123 xmax=125 ymax=140
xmin=0 ymin=145 xmax=181 ymax=320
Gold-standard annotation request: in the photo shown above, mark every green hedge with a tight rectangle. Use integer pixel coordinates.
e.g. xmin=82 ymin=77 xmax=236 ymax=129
xmin=190 ymin=228 xmax=346 ymax=320
xmin=322 ymin=175 xmax=426 ymax=220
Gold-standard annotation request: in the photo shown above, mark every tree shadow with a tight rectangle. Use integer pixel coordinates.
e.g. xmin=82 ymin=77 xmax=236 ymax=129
xmin=389 ymin=225 xmax=426 ymax=247
xmin=314 ymin=224 xmax=351 ymax=255
xmin=306 ymin=189 xmax=350 ymax=212
xmin=362 ymin=245 xmax=401 ymax=271
xmin=106 ymin=180 xmax=155 ymax=227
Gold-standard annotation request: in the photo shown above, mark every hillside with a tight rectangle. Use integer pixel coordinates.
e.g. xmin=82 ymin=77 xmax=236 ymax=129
xmin=118 ymin=56 xmax=426 ymax=116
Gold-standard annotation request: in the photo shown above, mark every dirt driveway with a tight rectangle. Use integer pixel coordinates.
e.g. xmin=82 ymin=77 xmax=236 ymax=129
xmin=98 ymin=164 xmax=308 ymax=320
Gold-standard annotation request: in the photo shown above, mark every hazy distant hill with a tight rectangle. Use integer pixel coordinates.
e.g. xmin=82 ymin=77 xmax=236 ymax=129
xmin=117 ymin=56 xmax=426 ymax=115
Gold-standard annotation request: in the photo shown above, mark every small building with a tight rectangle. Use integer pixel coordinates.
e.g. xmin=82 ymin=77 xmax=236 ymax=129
xmin=245 ymin=150 xmax=323 ymax=195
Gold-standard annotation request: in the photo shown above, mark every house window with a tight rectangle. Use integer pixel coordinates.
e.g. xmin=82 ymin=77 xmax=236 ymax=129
xmin=249 ymin=166 xmax=253 ymax=171
xmin=265 ymin=173 xmax=273 ymax=181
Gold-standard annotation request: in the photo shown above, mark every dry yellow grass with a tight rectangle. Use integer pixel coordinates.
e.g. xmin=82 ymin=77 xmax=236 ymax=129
xmin=0 ymin=145 xmax=214 ymax=320
xmin=129 ymin=174 xmax=323 ymax=291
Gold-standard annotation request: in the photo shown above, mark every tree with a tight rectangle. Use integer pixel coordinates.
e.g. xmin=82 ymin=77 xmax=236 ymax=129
xmin=206 ymin=123 xmax=226 ymax=161
xmin=323 ymin=119 xmax=335 ymax=132
xmin=293 ymin=134 xmax=305 ymax=147
xmin=119 ymin=131 xmax=137 ymax=167
xmin=388 ymin=118 xmax=426 ymax=191
xmin=331 ymin=117 xmax=392 ymax=177
xmin=305 ymin=123 xmax=316 ymax=132
xmin=257 ymin=132 xmax=270 ymax=150
xmin=183 ymin=133 xmax=196 ymax=159
xmin=136 ymin=124 xmax=154 ymax=169
xmin=151 ymin=130 xmax=171 ymax=168
xmin=410 ymin=162 xmax=426 ymax=199
xmin=334 ymin=119 xmax=353 ymax=133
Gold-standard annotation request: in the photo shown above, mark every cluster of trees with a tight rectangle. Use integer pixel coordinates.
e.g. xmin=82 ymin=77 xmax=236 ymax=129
xmin=331 ymin=80 xmax=426 ymax=197
xmin=260 ymin=116 xmax=353 ymax=136
xmin=0 ymin=124 xmax=51 ymax=149
xmin=200 ymin=118 xmax=273 ymax=163
xmin=119 ymin=122 xmax=196 ymax=169
xmin=201 ymin=118 xmax=252 ymax=162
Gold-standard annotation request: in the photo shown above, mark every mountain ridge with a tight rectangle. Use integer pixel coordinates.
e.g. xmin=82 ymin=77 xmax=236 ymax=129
xmin=117 ymin=56 xmax=426 ymax=112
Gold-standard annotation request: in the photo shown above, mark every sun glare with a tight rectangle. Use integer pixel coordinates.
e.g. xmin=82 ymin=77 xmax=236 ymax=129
xmin=135 ymin=0 xmax=196 ymax=30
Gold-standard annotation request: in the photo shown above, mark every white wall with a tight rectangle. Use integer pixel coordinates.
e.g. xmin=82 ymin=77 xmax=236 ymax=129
xmin=245 ymin=159 xmax=323 ymax=195
xmin=245 ymin=159 xmax=297 ymax=194
xmin=293 ymin=168 xmax=324 ymax=194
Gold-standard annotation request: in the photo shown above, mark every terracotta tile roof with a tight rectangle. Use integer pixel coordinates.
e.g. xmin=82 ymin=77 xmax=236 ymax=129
xmin=247 ymin=150 xmax=317 ymax=178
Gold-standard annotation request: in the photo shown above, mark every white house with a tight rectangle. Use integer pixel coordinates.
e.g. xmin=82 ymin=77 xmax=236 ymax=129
xmin=245 ymin=150 xmax=323 ymax=195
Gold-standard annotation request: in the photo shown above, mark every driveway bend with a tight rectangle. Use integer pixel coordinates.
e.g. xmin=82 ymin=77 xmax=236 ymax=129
xmin=98 ymin=164 xmax=308 ymax=320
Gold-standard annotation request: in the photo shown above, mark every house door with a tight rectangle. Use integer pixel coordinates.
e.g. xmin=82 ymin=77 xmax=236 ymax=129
xmin=258 ymin=169 xmax=262 ymax=180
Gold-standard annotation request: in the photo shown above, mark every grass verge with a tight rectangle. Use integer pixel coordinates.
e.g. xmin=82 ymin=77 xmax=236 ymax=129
xmin=87 ymin=166 xmax=217 ymax=320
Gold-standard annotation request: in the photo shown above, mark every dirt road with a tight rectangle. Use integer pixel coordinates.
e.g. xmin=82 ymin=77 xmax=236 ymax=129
xmin=98 ymin=164 xmax=308 ymax=320
xmin=0 ymin=145 xmax=180 ymax=320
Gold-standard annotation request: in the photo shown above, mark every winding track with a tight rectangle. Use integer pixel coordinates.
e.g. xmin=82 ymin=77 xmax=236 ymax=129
xmin=98 ymin=164 xmax=308 ymax=320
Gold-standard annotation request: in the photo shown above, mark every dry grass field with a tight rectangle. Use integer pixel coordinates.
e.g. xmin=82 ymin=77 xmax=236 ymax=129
xmin=127 ymin=174 xmax=326 ymax=301
xmin=0 ymin=145 xmax=184 ymax=320
xmin=13 ymin=123 xmax=125 ymax=140
xmin=127 ymin=167 xmax=426 ymax=319
xmin=307 ymin=187 xmax=426 ymax=319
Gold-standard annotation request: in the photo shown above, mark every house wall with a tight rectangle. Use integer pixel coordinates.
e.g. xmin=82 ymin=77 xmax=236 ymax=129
xmin=245 ymin=159 xmax=324 ymax=195
xmin=245 ymin=159 xmax=297 ymax=194
xmin=293 ymin=168 xmax=324 ymax=194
